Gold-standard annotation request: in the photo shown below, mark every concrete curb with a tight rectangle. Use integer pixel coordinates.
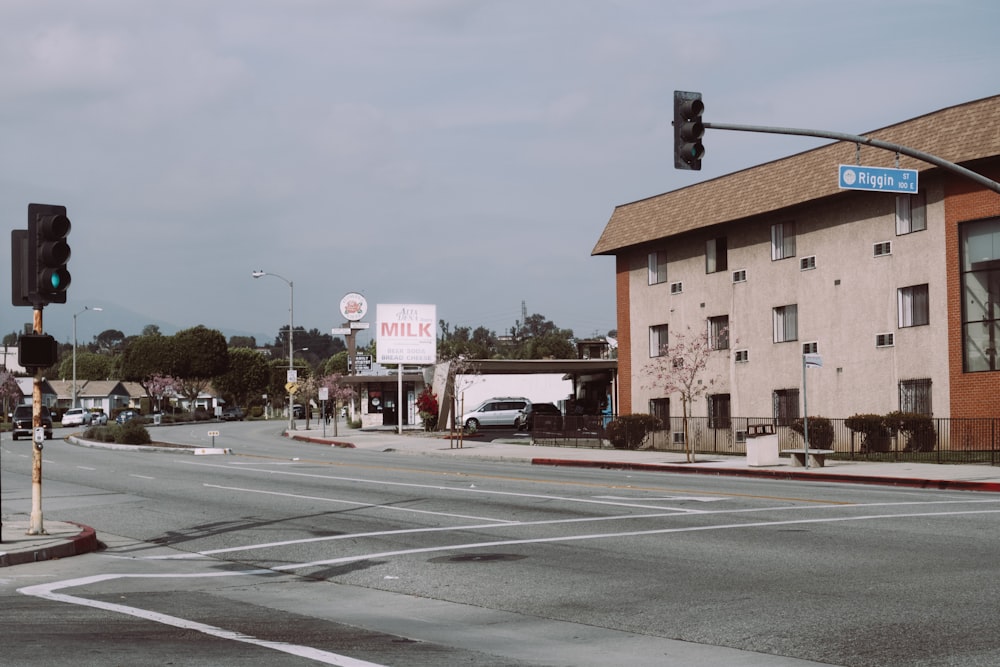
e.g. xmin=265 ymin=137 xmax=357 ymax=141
xmin=0 ymin=522 xmax=100 ymax=567
xmin=529 ymin=458 xmax=1000 ymax=493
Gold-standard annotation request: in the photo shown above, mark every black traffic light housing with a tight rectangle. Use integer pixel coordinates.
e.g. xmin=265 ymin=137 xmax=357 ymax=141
xmin=27 ymin=203 xmax=72 ymax=306
xmin=673 ymin=91 xmax=705 ymax=170
xmin=18 ymin=333 xmax=59 ymax=370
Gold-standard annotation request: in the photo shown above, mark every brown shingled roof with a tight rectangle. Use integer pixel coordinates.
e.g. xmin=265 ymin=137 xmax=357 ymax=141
xmin=592 ymin=95 xmax=1000 ymax=255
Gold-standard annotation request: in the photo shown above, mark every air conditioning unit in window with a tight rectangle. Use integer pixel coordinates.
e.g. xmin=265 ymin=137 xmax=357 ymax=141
xmin=672 ymin=432 xmax=685 ymax=444
xmin=800 ymin=255 xmax=816 ymax=270
xmin=732 ymin=269 xmax=747 ymax=283
xmin=670 ymin=282 xmax=683 ymax=295
xmin=876 ymin=333 xmax=895 ymax=347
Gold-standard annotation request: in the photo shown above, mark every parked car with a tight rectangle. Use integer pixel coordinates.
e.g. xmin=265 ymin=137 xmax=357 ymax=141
xmin=116 ymin=410 xmax=140 ymax=424
xmin=461 ymin=397 xmax=531 ymax=431
xmin=90 ymin=410 xmax=109 ymax=425
xmin=61 ymin=407 xmax=92 ymax=427
xmin=293 ymin=404 xmax=305 ymax=418
xmin=221 ymin=406 xmax=245 ymax=421
xmin=517 ymin=402 xmax=563 ymax=431
xmin=11 ymin=404 xmax=53 ymax=441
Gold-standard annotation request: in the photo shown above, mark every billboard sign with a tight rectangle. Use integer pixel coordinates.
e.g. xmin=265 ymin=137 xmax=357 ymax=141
xmin=376 ymin=304 xmax=437 ymax=365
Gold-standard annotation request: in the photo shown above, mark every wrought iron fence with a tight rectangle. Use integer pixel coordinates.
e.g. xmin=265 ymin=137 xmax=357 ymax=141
xmin=531 ymin=415 xmax=1000 ymax=465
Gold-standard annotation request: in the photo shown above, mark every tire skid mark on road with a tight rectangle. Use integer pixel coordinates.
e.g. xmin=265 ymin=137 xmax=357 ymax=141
xmin=18 ymin=572 xmax=388 ymax=667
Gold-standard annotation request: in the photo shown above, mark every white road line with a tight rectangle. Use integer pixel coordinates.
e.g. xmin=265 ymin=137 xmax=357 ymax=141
xmin=130 ymin=474 xmax=155 ymax=480
xmin=275 ymin=508 xmax=1000 ymax=572
xmin=204 ymin=483 xmax=519 ymax=523
xmin=180 ymin=460 xmax=711 ymax=513
xmin=19 ymin=572 xmax=388 ymax=667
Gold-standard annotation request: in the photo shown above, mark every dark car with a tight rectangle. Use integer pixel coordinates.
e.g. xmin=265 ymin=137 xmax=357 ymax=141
xmin=221 ymin=406 xmax=245 ymax=421
xmin=517 ymin=402 xmax=563 ymax=431
xmin=11 ymin=404 xmax=53 ymax=441
xmin=293 ymin=404 xmax=305 ymax=418
xmin=116 ymin=409 xmax=141 ymax=424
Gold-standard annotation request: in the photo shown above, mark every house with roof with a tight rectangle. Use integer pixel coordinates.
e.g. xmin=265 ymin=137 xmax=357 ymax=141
xmin=47 ymin=379 xmax=131 ymax=416
xmin=592 ymin=95 xmax=1000 ymax=437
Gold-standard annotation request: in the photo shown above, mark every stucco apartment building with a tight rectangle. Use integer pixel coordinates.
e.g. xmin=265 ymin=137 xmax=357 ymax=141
xmin=593 ymin=95 xmax=1000 ymax=432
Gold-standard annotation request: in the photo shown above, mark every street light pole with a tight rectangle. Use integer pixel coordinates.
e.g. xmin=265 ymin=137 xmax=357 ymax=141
xmin=72 ymin=306 xmax=102 ymax=409
xmin=252 ymin=270 xmax=295 ymax=432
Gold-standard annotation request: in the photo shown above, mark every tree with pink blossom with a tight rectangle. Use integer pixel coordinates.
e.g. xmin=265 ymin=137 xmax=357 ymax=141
xmin=147 ymin=374 xmax=181 ymax=414
xmin=320 ymin=373 xmax=357 ymax=437
xmin=642 ymin=326 xmax=723 ymax=463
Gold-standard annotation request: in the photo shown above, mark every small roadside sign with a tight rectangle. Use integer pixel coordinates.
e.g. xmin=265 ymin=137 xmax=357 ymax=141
xmin=285 ymin=381 xmax=299 ymax=394
xmin=839 ymin=164 xmax=918 ymax=194
xmin=207 ymin=430 xmax=220 ymax=437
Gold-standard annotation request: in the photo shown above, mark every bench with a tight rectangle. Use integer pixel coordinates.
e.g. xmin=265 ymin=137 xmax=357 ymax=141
xmin=781 ymin=449 xmax=835 ymax=468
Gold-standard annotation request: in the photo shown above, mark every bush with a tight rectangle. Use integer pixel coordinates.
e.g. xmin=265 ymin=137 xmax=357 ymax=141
xmin=116 ymin=420 xmax=152 ymax=445
xmin=845 ymin=413 xmax=892 ymax=453
xmin=885 ymin=411 xmax=937 ymax=452
xmin=789 ymin=416 xmax=834 ymax=449
xmin=606 ymin=414 xmax=663 ymax=450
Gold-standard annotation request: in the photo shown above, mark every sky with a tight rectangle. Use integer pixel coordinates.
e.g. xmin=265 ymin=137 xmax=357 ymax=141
xmin=2 ymin=0 xmax=999 ymax=350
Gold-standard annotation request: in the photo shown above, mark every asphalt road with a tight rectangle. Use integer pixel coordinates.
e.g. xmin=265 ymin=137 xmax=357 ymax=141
xmin=3 ymin=421 xmax=1000 ymax=666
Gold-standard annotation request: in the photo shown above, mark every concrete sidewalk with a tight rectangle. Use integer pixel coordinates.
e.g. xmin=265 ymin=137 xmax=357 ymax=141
xmin=5 ymin=425 xmax=1000 ymax=567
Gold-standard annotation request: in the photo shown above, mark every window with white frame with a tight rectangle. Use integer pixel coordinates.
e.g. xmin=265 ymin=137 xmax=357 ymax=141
xmin=706 ymin=237 xmax=728 ymax=273
xmin=802 ymin=341 xmax=818 ymax=354
xmin=773 ymin=388 xmax=800 ymax=426
xmin=708 ymin=315 xmax=729 ymax=350
xmin=799 ymin=255 xmax=816 ymax=271
xmin=771 ymin=221 xmax=796 ymax=260
xmin=649 ymin=324 xmax=668 ymax=357
xmin=874 ymin=241 xmax=892 ymax=257
xmin=898 ymin=284 xmax=930 ymax=328
xmin=732 ymin=269 xmax=747 ymax=283
xmin=896 ymin=190 xmax=927 ymax=235
xmin=899 ymin=379 xmax=932 ymax=415
xmin=773 ymin=304 xmax=798 ymax=343
xmin=734 ymin=349 xmax=749 ymax=363
xmin=648 ymin=250 xmax=668 ymax=285
xmin=670 ymin=281 xmax=683 ymax=295
xmin=876 ymin=333 xmax=895 ymax=347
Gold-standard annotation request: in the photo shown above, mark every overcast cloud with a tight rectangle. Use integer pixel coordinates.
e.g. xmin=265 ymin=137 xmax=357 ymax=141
xmin=2 ymin=0 xmax=998 ymax=347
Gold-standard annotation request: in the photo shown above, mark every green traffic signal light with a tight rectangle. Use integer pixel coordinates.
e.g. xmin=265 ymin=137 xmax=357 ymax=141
xmin=28 ymin=203 xmax=72 ymax=306
xmin=674 ymin=91 xmax=705 ymax=170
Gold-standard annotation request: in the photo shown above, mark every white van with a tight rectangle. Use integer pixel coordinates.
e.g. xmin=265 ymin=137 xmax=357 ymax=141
xmin=461 ymin=397 xmax=531 ymax=430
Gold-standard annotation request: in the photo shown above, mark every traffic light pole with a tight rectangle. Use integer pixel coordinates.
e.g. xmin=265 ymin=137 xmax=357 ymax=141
xmin=29 ymin=306 xmax=46 ymax=535
xmin=702 ymin=121 xmax=1000 ymax=195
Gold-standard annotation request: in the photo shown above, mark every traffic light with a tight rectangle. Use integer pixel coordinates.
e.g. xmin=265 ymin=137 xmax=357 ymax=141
xmin=673 ymin=90 xmax=705 ymax=170
xmin=28 ymin=203 xmax=72 ymax=305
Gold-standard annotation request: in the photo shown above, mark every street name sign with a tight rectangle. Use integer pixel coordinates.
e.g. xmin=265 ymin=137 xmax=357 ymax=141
xmin=839 ymin=164 xmax=918 ymax=194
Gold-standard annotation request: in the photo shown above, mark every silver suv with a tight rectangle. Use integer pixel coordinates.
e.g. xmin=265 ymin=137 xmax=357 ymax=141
xmin=461 ymin=397 xmax=531 ymax=431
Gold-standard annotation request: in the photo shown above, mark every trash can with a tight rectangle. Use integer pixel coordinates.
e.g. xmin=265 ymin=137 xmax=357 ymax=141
xmin=153 ymin=413 xmax=162 ymax=426
xmin=746 ymin=424 xmax=779 ymax=466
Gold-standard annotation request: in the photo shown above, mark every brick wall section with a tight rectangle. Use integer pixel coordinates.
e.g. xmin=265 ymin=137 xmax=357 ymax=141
xmin=945 ymin=165 xmax=1000 ymax=418
xmin=616 ymin=255 xmax=632 ymax=414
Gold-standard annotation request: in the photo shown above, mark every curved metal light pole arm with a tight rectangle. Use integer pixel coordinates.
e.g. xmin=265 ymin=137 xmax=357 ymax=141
xmin=703 ymin=122 xmax=1000 ymax=195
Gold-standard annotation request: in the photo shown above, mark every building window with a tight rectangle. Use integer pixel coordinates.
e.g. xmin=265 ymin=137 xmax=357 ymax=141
xmin=773 ymin=304 xmax=798 ymax=343
xmin=732 ymin=269 xmax=747 ymax=283
xmin=961 ymin=218 xmax=1000 ymax=372
xmin=706 ymin=237 xmax=728 ymax=273
xmin=771 ymin=222 xmax=796 ymax=260
xmin=649 ymin=398 xmax=669 ymax=425
xmin=708 ymin=315 xmax=729 ymax=350
xmin=802 ymin=341 xmax=818 ymax=354
xmin=896 ymin=190 xmax=927 ymax=235
xmin=708 ymin=393 xmax=731 ymax=429
xmin=874 ymin=241 xmax=892 ymax=257
xmin=648 ymin=250 xmax=668 ymax=285
xmin=876 ymin=333 xmax=895 ymax=348
xmin=670 ymin=281 xmax=683 ymax=295
xmin=898 ymin=284 xmax=930 ymax=328
xmin=734 ymin=349 xmax=749 ymax=363
xmin=899 ymin=379 xmax=932 ymax=415
xmin=649 ymin=324 xmax=668 ymax=357
xmin=773 ymin=389 xmax=799 ymax=426
xmin=799 ymin=255 xmax=816 ymax=271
